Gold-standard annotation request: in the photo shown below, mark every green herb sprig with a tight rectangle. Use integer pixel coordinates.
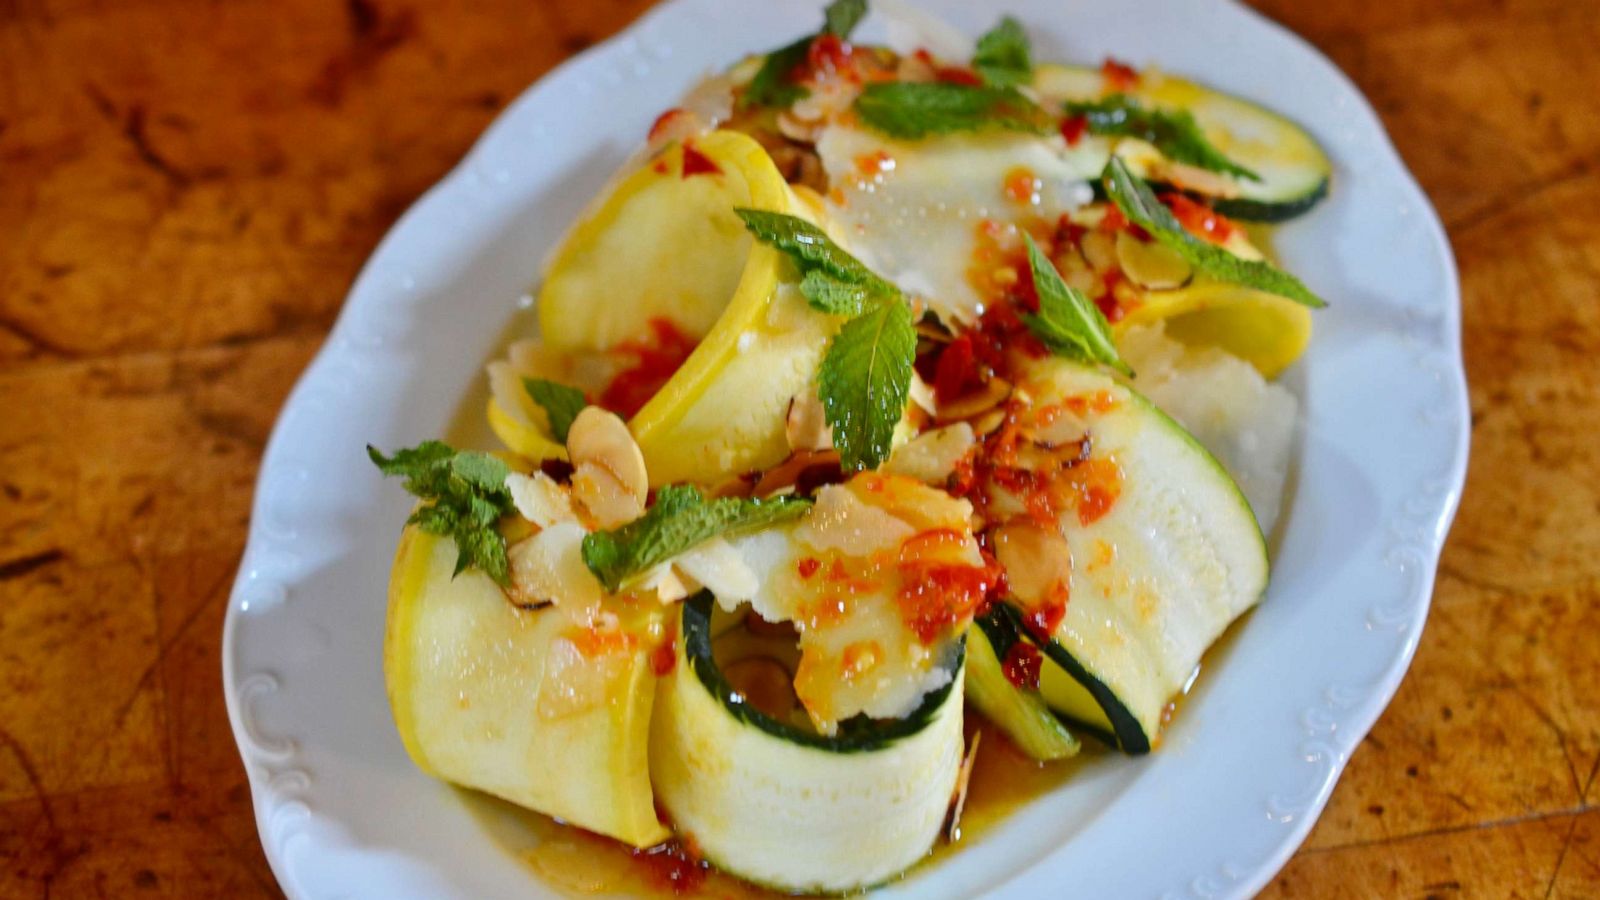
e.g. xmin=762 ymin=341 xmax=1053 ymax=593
xmin=1064 ymin=94 xmax=1258 ymax=181
xmin=972 ymin=16 xmax=1032 ymax=87
xmin=854 ymin=81 xmax=1053 ymax=140
xmin=1019 ymin=235 xmax=1131 ymax=376
xmin=735 ymin=208 xmax=916 ymax=471
xmin=522 ymin=378 xmax=587 ymax=443
xmin=743 ymin=0 xmax=868 ymax=109
xmin=581 ymin=485 xmax=811 ymax=592
xmin=369 ymin=441 xmax=516 ymax=585
xmin=1101 ymin=157 xmax=1325 ymax=307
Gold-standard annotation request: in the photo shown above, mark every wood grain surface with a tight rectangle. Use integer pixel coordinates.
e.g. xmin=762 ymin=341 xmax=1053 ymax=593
xmin=1 ymin=0 xmax=1595 ymax=896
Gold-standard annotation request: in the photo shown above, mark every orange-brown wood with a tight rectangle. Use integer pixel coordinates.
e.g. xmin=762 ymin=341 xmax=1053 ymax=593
xmin=2 ymin=0 xmax=1596 ymax=896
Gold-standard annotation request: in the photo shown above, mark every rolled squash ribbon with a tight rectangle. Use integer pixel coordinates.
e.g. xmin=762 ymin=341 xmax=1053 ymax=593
xmin=650 ymin=593 xmax=966 ymax=894
xmin=489 ymin=129 xmax=844 ymax=486
xmin=384 ymin=528 xmax=670 ymax=847
xmin=387 ymin=536 xmax=970 ymax=887
xmin=985 ymin=358 xmax=1269 ymax=754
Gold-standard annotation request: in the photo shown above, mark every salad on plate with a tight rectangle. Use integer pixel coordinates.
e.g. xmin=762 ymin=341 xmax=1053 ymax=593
xmin=369 ymin=1 xmax=1330 ymax=892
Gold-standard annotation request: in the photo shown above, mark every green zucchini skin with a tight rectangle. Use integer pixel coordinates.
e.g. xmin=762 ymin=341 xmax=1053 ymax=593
xmin=679 ymin=592 xmax=962 ymax=753
xmin=991 ymin=604 xmax=1136 ymax=753
xmin=989 ymin=359 xmax=1269 ymax=759
xmin=967 ymin=610 xmax=1082 ymax=761
xmin=1033 ymin=63 xmax=1333 ymax=221
xmin=1209 ymin=176 xmax=1331 ymax=223
xmin=651 ymin=592 xmax=967 ymax=893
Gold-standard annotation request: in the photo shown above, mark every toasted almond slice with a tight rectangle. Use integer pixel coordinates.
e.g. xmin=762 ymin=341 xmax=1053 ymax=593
xmin=571 ymin=462 xmax=646 ymax=529
xmin=567 ymin=407 xmax=649 ymax=502
xmin=1080 ymin=230 xmax=1119 ymax=274
xmin=970 ymin=408 xmax=1007 ymax=436
xmin=1115 ymin=230 xmax=1192 ymax=290
xmin=884 ymin=423 xmax=975 ymax=485
xmin=992 ymin=522 xmax=1073 ymax=606
xmin=506 ymin=471 xmax=577 ymax=528
xmin=935 ymin=378 xmax=1012 ymax=423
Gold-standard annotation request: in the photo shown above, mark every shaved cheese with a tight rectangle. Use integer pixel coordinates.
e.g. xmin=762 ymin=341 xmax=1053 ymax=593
xmin=505 ymin=471 xmax=576 ymax=527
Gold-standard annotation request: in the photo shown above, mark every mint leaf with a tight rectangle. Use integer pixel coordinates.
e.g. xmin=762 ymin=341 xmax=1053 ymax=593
xmin=1102 ymin=157 xmax=1326 ymax=308
xmin=523 ymin=378 xmax=587 ymax=443
xmin=818 ymin=299 xmax=916 ymax=472
xmin=369 ymin=441 xmax=516 ymax=586
xmin=823 ymin=0 xmax=867 ymax=37
xmin=736 ymin=205 xmax=913 ymax=471
xmin=735 ymin=208 xmax=899 ymax=307
xmin=744 ymin=36 xmax=812 ymax=108
xmin=1065 ymin=94 xmax=1258 ymax=181
xmin=854 ymin=82 xmax=1053 ymax=140
xmin=973 ymin=16 xmax=1031 ymax=87
xmin=800 ymin=270 xmax=875 ymax=316
xmin=743 ymin=0 xmax=868 ymax=109
xmin=1020 ymin=235 xmax=1131 ymax=376
xmin=581 ymin=485 xmax=811 ymax=592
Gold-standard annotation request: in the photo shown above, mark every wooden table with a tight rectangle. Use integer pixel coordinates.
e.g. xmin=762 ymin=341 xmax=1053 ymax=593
xmin=2 ymin=0 xmax=1594 ymax=895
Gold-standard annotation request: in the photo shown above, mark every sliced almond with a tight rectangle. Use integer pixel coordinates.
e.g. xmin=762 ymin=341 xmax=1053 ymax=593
xmin=751 ymin=449 xmax=843 ymax=497
xmin=571 ymin=462 xmax=646 ymax=529
xmin=883 ymin=423 xmax=976 ymax=485
xmin=777 ymin=110 xmax=822 ymax=143
xmin=1080 ymin=230 xmax=1119 ymax=274
xmin=1160 ymin=160 xmax=1242 ymax=199
xmin=970 ymin=408 xmax=1008 ymax=437
xmin=566 ymin=407 xmax=648 ymax=501
xmin=1055 ymin=247 xmax=1099 ymax=295
xmin=992 ymin=523 xmax=1072 ymax=606
xmin=1020 ymin=407 xmax=1089 ymax=448
xmin=935 ymin=377 xmax=1012 ymax=423
xmin=505 ymin=471 xmax=577 ymax=527
xmin=1115 ymin=230 xmax=1193 ymax=290
xmin=723 ymin=657 xmax=798 ymax=719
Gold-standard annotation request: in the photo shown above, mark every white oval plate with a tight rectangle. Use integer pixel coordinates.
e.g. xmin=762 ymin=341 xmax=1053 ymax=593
xmin=222 ymin=0 xmax=1469 ymax=896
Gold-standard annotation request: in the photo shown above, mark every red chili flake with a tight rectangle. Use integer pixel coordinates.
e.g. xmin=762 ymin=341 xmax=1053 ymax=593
xmin=1060 ymin=114 xmax=1088 ymax=146
xmin=797 ymin=557 xmax=821 ymax=580
xmin=1101 ymin=57 xmax=1140 ymax=91
xmin=1025 ymin=596 xmax=1068 ymax=641
xmin=1012 ymin=258 xmax=1041 ymax=313
xmin=808 ymin=32 xmax=854 ymax=77
xmin=933 ymin=334 xmax=979 ymax=402
xmin=935 ymin=65 xmax=984 ymax=86
xmin=538 ymin=457 xmax=575 ymax=483
xmin=647 ymin=107 xmax=686 ymax=142
xmin=599 ymin=318 xmax=699 ymax=419
xmin=1099 ymin=206 xmax=1129 ymax=233
xmin=651 ymin=160 xmax=669 ymax=174
xmin=1001 ymin=641 xmax=1043 ymax=690
xmin=631 ymin=840 xmax=708 ymax=894
xmin=897 ymin=563 xmax=994 ymax=644
xmin=827 ymin=558 xmax=849 ymax=581
xmin=855 ymin=150 xmax=895 ymax=176
xmin=1054 ymin=214 xmax=1087 ymax=249
xmin=679 ymin=142 xmax=721 ymax=178
xmin=1079 ymin=485 xmax=1117 ymax=526
xmin=1161 ymin=192 xmax=1237 ymax=244
xmin=651 ymin=635 xmax=677 ymax=676
xmin=1097 ymin=270 xmax=1126 ymax=323
xmin=1003 ymin=167 xmax=1041 ymax=205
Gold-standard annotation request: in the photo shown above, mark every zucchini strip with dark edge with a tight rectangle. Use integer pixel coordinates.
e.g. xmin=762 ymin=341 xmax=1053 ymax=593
xmin=649 ymin=592 xmax=966 ymax=893
xmin=967 ymin=609 xmax=1082 ymax=760
xmin=1033 ymin=63 xmax=1332 ymax=221
xmin=996 ymin=358 xmax=1269 ymax=756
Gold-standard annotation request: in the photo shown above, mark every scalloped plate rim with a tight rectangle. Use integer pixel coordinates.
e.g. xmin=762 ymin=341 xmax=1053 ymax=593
xmin=222 ymin=0 xmax=1470 ymax=897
